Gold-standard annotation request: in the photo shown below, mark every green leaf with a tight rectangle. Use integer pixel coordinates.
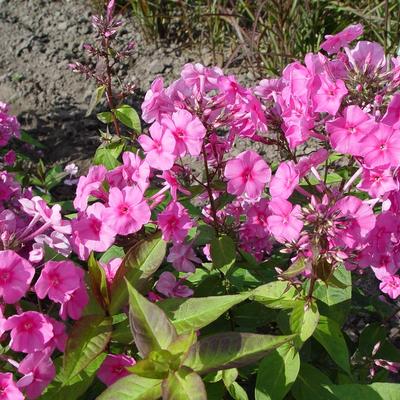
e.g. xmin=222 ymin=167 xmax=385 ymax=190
xmin=97 ymin=111 xmax=114 ymax=124
xmin=158 ymin=293 xmax=249 ymax=334
xmin=93 ymin=141 xmax=124 ymax=170
xmin=162 ymin=367 xmax=207 ymax=400
xmin=228 ymin=382 xmax=249 ymax=400
xmin=290 ymin=301 xmax=319 ymax=344
xmin=99 ymin=245 xmax=125 ymax=263
xmin=45 ymin=165 xmax=67 ymax=190
xmin=313 ymin=315 xmax=351 ymax=374
xmin=292 ymin=363 xmax=335 ymax=400
xmin=280 ymin=258 xmax=306 ymax=279
xmin=184 ymin=332 xmax=295 ymax=375
xmin=255 ymin=344 xmax=300 ymax=400
xmin=98 ymin=375 xmax=162 ymax=400
xmin=210 ymin=234 xmax=236 ymax=271
xmin=62 ymin=316 xmax=112 ymax=381
xmin=86 ymin=85 xmax=106 ymax=116
xmin=20 ymin=130 xmax=46 ymax=149
xmin=323 ymin=383 xmax=400 ymax=400
xmin=88 ymin=252 xmax=110 ymax=311
xmin=222 ymin=368 xmax=238 ymax=388
xmin=127 ymin=280 xmax=177 ymax=356
xmin=253 ymin=281 xmax=300 ymax=309
xmin=128 ymin=350 xmax=172 ymax=379
xmin=110 ymin=232 xmax=166 ymax=314
xmin=115 ymin=104 xmax=141 ymax=132
xmin=167 ymin=331 xmax=197 ymax=358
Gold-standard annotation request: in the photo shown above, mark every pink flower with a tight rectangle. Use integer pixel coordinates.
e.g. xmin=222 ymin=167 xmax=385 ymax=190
xmin=72 ymin=202 xmax=116 ymax=260
xmin=381 ymin=94 xmax=400 ymax=127
xmin=224 ymin=150 xmax=271 ymax=199
xmin=74 ymin=165 xmax=107 ymax=211
xmin=138 ymin=122 xmax=176 ymax=170
xmin=0 ymin=250 xmax=34 ymax=304
xmin=3 ymin=311 xmax=53 ymax=353
xmin=103 ymin=186 xmax=150 ymax=236
xmin=35 ymin=260 xmax=82 ymax=304
xmin=141 ymin=78 xmax=174 ymax=123
xmin=346 ymin=41 xmax=385 ymax=74
xmin=100 ymin=257 xmax=122 ymax=284
xmin=378 ymin=274 xmax=400 ymax=299
xmin=59 ymin=285 xmax=89 ymax=321
xmin=156 ymin=272 xmax=193 ymax=298
xmin=357 ymin=167 xmax=397 ymax=197
xmin=0 ymin=373 xmax=24 ymax=400
xmin=267 ymin=199 xmax=303 ymax=243
xmin=18 ymin=351 xmax=56 ymax=399
xmin=162 ymin=109 xmax=206 ymax=157
xmin=361 ymin=123 xmax=400 ymax=168
xmin=97 ymin=354 xmax=136 ymax=386
xmin=47 ymin=318 xmax=67 ymax=352
xmin=312 ymin=75 xmax=348 ymax=115
xmin=320 ymin=24 xmax=363 ymax=54
xmin=158 ymin=202 xmax=193 ymax=243
xmin=167 ymin=243 xmax=201 ymax=273
xmin=181 ymin=63 xmax=222 ymax=94
xmin=3 ymin=150 xmax=16 ymax=166
xmin=269 ymin=161 xmax=299 ymax=199
xmin=326 ymin=105 xmax=376 ymax=155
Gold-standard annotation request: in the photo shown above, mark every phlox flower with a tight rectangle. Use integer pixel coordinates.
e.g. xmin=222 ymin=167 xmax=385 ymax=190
xmin=73 ymin=165 xmax=107 ymax=211
xmin=4 ymin=150 xmax=16 ymax=166
xmin=320 ymin=23 xmax=363 ymax=54
xmin=217 ymin=75 xmax=249 ymax=104
xmin=100 ymin=257 xmax=122 ymax=284
xmin=373 ymin=268 xmax=400 ymax=299
xmin=224 ymin=150 xmax=271 ymax=199
xmin=0 ymin=250 xmax=34 ymax=304
xmin=0 ymin=373 xmax=24 ymax=400
xmin=162 ymin=109 xmax=206 ymax=157
xmin=138 ymin=122 xmax=176 ymax=170
xmin=246 ymin=198 xmax=270 ymax=236
xmin=47 ymin=318 xmax=67 ymax=352
xmin=345 ymin=41 xmax=385 ymax=74
xmin=326 ymin=105 xmax=376 ymax=155
xmin=71 ymin=202 xmax=116 ymax=260
xmin=103 ymin=186 xmax=150 ymax=236
xmin=18 ymin=351 xmax=56 ymax=399
xmin=357 ymin=167 xmax=397 ymax=198
xmin=167 ymin=243 xmax=201 ymax=273
xmin=156 ymin=271 xmax=193 ymax=298
xmin=3 ymin=311 xmax=53 ymax=353
xmin=159 ymin=170 xmax=191 ymax=201
xmin=312 ymin=75 xmax=348 ymax=115
xmin=181 ymin=63 xmax=222 ymax=94
xmin=361 ymin=123 xmax=400 ymax=168
xmin=97 ymin=354 xmax=136 ymax=386
xmin=158 ymin=202 xmax=193 ymax=243
xmin=269 ymin=161 xmax=299 ymax=199
xmin=141 ymin=78 xmax=175 ymax=123
xmin=381 ymin=94 xmax=400 ymax=127
xmin=35 ymin=260 xmax=82 ymax=304
xmin=29 ymin=231 xmax=71 ymax=263
xmin=267 ymin=199 xmax=303 ymax=243
xmin=296 ymin=149 xmax=328 ymax=178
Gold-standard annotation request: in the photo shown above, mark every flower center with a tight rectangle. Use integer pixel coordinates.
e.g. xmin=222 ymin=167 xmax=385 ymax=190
xmin=175 ymin=128 xmax=186 ymax=139
xmin=0 ymin=271 xmax=10 ymax=282
xmin=118 ymin=203 xmax=129 ymax=215
xmin=24 ymin=322 xmax=32 ymax=331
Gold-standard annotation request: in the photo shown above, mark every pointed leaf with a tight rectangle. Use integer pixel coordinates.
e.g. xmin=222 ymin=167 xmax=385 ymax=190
xmin=290 ymin=301 xmax=319 ymax=344
xmin=323 ymin=383 xmax=400 ymax=400
xmin=115 ymin=104 xmax=141 ymax=132
xmin=63 ymin=316 xmax=112 ymax=381
xmin=86 ymin=85 xmax=105 ymax=116
xmin=98 ymin=375 xmax=162 ymax=400
xmin=228 ymin=381 xmax=249 ymax=400
xmin=127 ymin=280 xmax=177 ymax=356
xmin=184 ymin=332 xmax=295 ymax=374
xmin=162 ymin=368 xmax=207 ymax=400
xmin=210 ymin=235 xmax=236 ymax=271
xmin=281 ymin=258 xmax=306 ymax=279
xmin=158 ymin=293 xmax=249 ymax=334
xmin=255 ymin=344 xmax=300 ymax=400
xmin=110 ymin=232 xmax=166 ymax=314
xmin=313 ymin=315 xmax=351 ymax=374
xmin=253 ymin=281 xmax=300 ymax=309
xmin=88 ymin=252 xmax=110 ymax=311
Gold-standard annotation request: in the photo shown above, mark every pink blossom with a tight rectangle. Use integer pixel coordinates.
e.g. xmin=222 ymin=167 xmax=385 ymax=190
xmin=29 ymin=231 xmax=71 ymax=263
xmin=326 ymin=105 xmax=376 ymax=155
xmin=97 ymin=354 xmax=136 ymax=386
xmin=3 ymin=311 xmax=53 ymax=353
xmin=217 ymin=75 xmax=249 ymax=104
xmin=270 ymin=161 xmax=299 ymax=199
xmin=167 ymin=243 xmax=201 ymax=273
xmin=59 ymin=284 xmax=89 ymax=321
xmin=0 ymin=373 xmax=24 ymax=400
xmin=156 ymin=271 xmax=193 ymax=298
xmin=378 ymin=274 xmax=400 ymax=299
xmin=103 ymin=186 xmax=150 ymax=236
xmin=297 ymin=149 xmax=329 ymax=178
xmin=159 ymin=170 xmax=190 ymax=201
xmin=312 ymin=75 xmax=348 ymax=115
xmin=181 ymin=63 xmax=222 ymax=94
xmin=224 ymin=150 xmax=271 ymax=199
xmin=0 ymin=250 xmax=34 ymax=304
xmin=74 ymin=165 xmax=107 ymax=211
xmin=47 ymin=318 xmax=67 ymax=352
xmin=72 ymin=202 xmax=116 ymax=260
xmin=346 ymin=41 xmax=385 ymax=74
xmin=0 ymin=103 xmax=20 ymax=147
xmin=381 ymin=94 xmax=400 ymax=127
xmin=361 ymin=123 xmax=400 ymax=168
xmin=162 ymin=109 xmax=206 ymax=157
xmin=141 ymin=77 xmax=174 ymax=123
xmin=3 ymin=150 xmax=16 ymax=166
xmin=18 ymin=351 xmax=56 ymax=399
xmin=267 ymin=199 xmax=303 ymax=243
xmin=357 ymin=167 xmax=397 ymax=197
xmin=100 ymin=257 xmax=122 ymax=284
xmin=320 ymin=24 xmax=363 ymax=54
xmin=158 ymin=202 xmax=193 ymax=243
xmin=138 ymin=122 xmax=176 ymax=170
xmin=35 ymin=260 xmax=82 ymax=304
